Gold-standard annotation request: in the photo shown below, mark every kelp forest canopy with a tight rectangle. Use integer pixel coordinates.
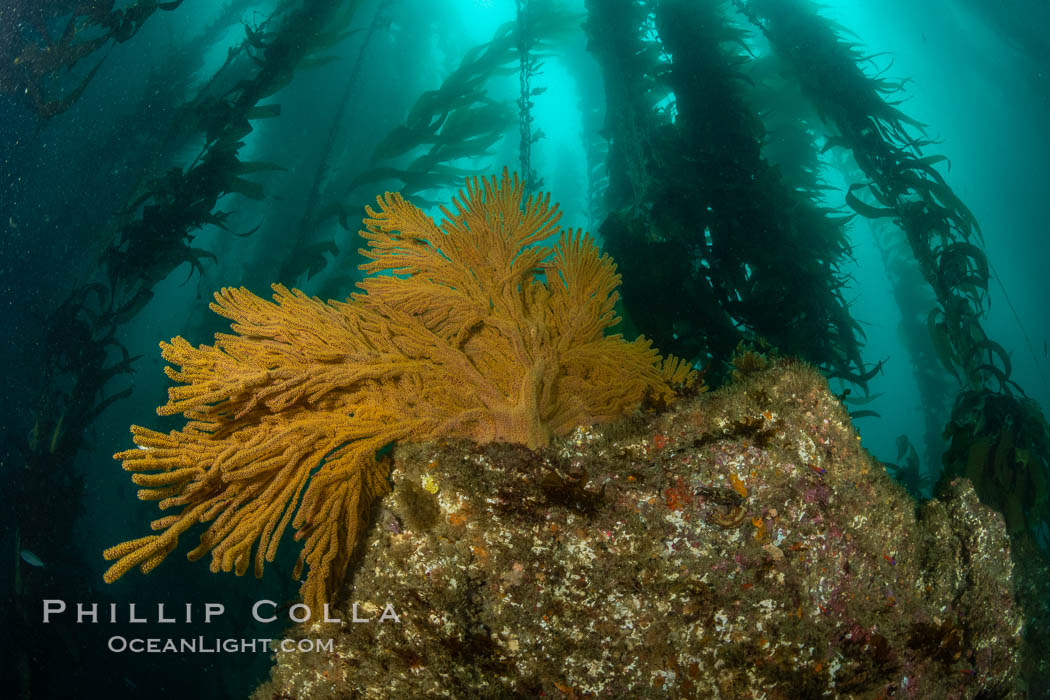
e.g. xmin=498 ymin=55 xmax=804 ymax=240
xmin=4 ymin=0 xmax=1050 ymax=694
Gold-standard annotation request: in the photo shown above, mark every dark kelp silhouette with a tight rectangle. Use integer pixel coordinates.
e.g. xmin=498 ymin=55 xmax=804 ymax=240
xmin=0 ymin=0 xmax=185 ymax=119
xmin=871 ymin=221 xmax=954 ymax=492
xmin=586 ymin=0 xmax=867 ymax=392
xmin=344 ymin=1 xmax=577 ymax=204
xmin=279 ymin=1 xmax=398 ymax=285
xmin=739 ymin=0 xmax=1049 ymax=536
xmin=515 ymin=0 xmax=547 ymax=196
xmin=11 ymin=2 xmax=370 ymax=696
xmin=736 ymin=0 xmax=1050 ymax=685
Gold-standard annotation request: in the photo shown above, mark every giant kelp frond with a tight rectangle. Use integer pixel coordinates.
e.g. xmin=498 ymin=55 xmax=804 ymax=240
xmin=1 ymin=1 xmax=185 ymax=119
xmin=740 ymin=0 xmax=925 ymax=145
xmin=350 ymin=2 xmax=578 ymax=200
xmin=585 ymin=0 xmax=864 ymax=390
xmin=943 ymin=390 xmax=1050 ymax=543
xmin=104 ymin=171 xmax=696 ymax=610
xmin=738 ymin=0 xmax=1050 ymax=563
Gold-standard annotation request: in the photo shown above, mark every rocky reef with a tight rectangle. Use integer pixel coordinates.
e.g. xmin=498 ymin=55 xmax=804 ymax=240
xmin=255 ymin=361 xmax=1022 ymax=698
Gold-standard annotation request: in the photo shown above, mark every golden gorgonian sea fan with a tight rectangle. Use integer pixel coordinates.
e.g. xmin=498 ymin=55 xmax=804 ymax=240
xmin=103 ymin=170 xmax=696 ymax=610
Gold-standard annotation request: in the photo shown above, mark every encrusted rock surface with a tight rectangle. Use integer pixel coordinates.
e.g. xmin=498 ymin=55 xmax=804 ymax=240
xmin=255 ymin=361 xmax=1022 ymax=698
